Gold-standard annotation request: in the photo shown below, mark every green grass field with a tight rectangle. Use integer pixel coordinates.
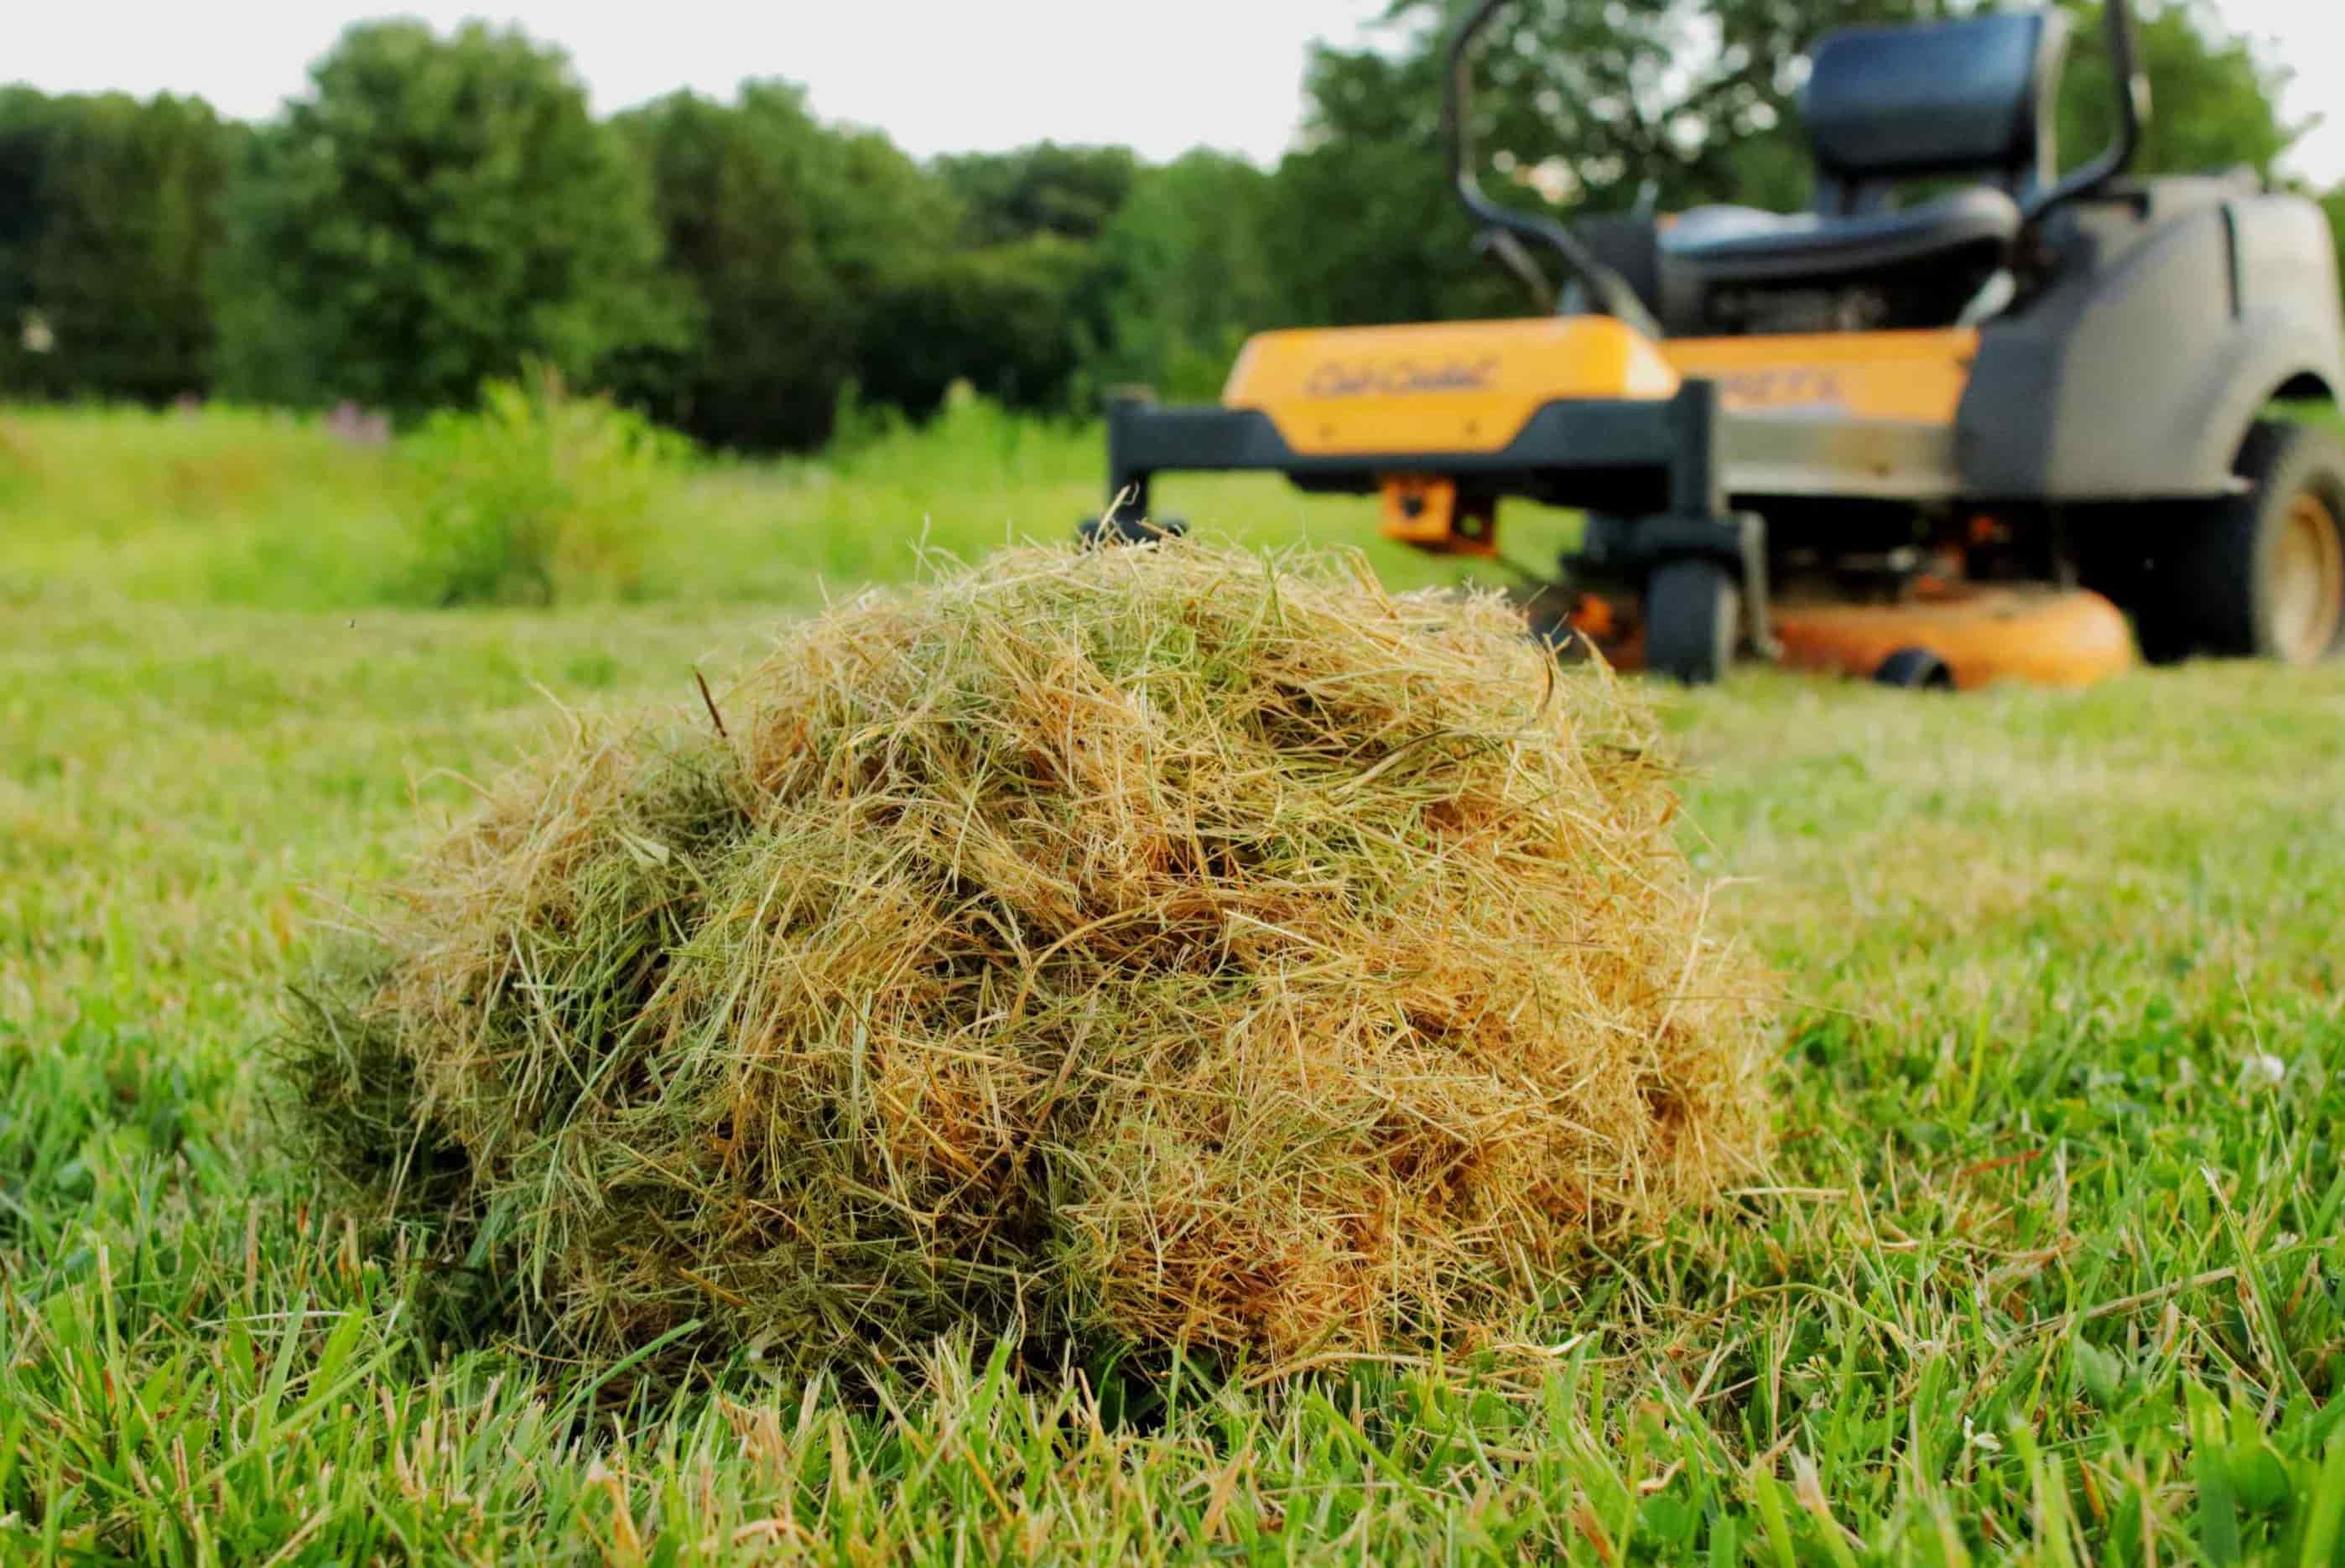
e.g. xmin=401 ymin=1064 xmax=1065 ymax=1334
xmin=3 ymin=402 xmax=2342 ymax=1565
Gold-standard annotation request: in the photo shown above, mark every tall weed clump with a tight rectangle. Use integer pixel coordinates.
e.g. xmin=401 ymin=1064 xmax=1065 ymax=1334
xmin=399 ymin=371 xmax=691 ymax=606
xmin=287 ymin=542 xmax=1770 ymax=1377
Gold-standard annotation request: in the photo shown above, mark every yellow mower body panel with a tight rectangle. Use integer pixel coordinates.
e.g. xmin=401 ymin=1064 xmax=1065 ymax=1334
xmin=1221 ymin=316 xmax=1681 ymax=456
xmin=1664 ymin=328 xmax=1979 ymax=424
xmin=1221 ymin=318 xmax=1979 ymax=454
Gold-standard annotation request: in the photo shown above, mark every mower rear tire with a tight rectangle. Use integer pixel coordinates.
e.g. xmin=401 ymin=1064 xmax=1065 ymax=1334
xmin=1645 ymin=558 xmax=1739 ymax=685
xmin=2138 ymin=420 xmax=2345 ymax=665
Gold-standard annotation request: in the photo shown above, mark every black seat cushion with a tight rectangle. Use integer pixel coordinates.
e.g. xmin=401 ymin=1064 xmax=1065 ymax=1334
xmin=1651 ymin=188 xmax=2020 ymax=334
xmin=1659 ymin=187 xmax=2021 ymax=286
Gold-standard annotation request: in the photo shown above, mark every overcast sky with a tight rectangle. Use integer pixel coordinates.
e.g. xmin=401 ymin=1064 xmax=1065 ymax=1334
xmin=12 ymin=0 xmax=2345 ymax=186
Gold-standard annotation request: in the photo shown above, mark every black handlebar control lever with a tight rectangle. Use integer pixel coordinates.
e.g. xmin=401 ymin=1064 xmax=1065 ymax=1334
xmin=1443 ymin=0 xmax=1665 ymax=338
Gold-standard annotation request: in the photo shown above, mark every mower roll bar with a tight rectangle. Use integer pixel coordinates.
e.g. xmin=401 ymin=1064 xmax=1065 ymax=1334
xmin=1443 ymin=0 xmax=2151 ymax=319
xmin=1443 ymin=0 xmax=1664 ymax=338
xmin=2024 ymin=0 xmax=2147 ymax=220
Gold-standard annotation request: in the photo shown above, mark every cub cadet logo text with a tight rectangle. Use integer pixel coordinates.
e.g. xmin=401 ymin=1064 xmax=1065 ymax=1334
xmin=1303 ymin=358 xmax=1501 ymax=398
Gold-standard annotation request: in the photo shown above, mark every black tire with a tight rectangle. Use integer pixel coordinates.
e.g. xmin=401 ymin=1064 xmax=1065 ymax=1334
xmin=2135 ymin=420 xmax=2345 ymax=665
xmin=1873 ymin=646 xmax=1954 ymax=690
xmin=1645 ymin=557 xmax=1740 ymax=684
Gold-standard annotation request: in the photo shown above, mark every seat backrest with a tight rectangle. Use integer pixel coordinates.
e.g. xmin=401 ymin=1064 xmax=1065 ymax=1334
xmin=1804 ymin=12 xmax=2068 ymax=215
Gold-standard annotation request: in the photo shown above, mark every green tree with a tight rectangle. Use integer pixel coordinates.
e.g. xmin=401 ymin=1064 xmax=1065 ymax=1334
xmin=211 ymin=20 xmax=684 ymax=416
xmin=613 ymin=86 xmax=845 ymax=452
xmin=0 ymin=90 xmax=236 ymax=402
xmin=935 ymin=143 xmax=1137 ymax=247
xmin=1268 ymin=65 xmax=1510 ymax=331
xmin=802 ymin=125 xmax=963 ymax=300
xmin=0 ymin=90 xmax=65 ymax=392
xmin=2055 ymin=0 xmax=2295 ymax=182
xmin=1098 ymin=152 xmax=1286 ymax=398
xmin=1266 ymin=0 xmax=2306 ymax=333
xmin=611 ymin=83 xmax=962 ymax=449
xmin=903 ymin=142 xmax=1133 ymax=412
xmin=1341 ymin=0 xmax=1934 ymax=221
xmin=857 ymin=236 xmax=1101 ymax=418
xmin=1264 ymin=0 xmax=1928 ymax=330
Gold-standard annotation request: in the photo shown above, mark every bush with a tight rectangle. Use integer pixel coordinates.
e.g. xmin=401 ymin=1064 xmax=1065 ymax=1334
xmin=398 ymin=371 xmax=690 ymax=607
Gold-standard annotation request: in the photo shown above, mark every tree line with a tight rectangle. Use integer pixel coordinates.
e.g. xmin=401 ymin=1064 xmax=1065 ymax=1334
xmin=2 ymin=0 xmax=2335 ymax=453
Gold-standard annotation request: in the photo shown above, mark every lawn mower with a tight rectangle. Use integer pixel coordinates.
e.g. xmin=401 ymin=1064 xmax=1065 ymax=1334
xmin=1088 ymin=0 xmax=2345 ymax=685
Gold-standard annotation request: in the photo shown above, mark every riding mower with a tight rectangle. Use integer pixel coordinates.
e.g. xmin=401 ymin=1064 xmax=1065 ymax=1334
xmin=1088 ymin=0 xmax=2345 ymax=685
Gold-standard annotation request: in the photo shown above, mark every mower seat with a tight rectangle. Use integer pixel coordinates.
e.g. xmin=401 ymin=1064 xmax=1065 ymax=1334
xmin=1653 ymin=11 xmax=2064 ymax=335
xmin=1659 ymin=187 xmax=2021 ymax=286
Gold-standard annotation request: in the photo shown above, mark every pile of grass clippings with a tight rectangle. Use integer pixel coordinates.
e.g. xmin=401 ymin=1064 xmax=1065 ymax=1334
xmin=288 ymin=542 xmax=1770 ymax=1375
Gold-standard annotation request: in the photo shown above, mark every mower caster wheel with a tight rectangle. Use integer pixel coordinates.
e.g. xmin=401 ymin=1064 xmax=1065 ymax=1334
xmin=1079 ymin=513 xmax=1188 ymax=548
xmin=1872 ymin=646 xmax=1954 ymax=690
xmin=1645 ymin=558 xmax=1740 ymax=684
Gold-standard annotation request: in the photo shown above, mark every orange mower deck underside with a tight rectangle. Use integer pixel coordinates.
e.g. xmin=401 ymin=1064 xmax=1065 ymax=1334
xmin=1575 ymin=583 xmax=2138 ymax=688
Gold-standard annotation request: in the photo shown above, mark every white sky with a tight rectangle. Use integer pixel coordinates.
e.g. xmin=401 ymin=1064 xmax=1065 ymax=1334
xmin=10 ymin=0 xmax=2344 ymax=185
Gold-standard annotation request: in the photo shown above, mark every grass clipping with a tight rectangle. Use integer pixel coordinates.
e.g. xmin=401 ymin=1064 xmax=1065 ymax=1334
xmin=292 ymin=542 xmax=1769 ymax=1373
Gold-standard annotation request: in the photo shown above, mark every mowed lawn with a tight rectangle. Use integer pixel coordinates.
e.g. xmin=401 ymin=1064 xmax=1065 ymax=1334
xmin=3 ymin=407 xmax=2343 ymax=1565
